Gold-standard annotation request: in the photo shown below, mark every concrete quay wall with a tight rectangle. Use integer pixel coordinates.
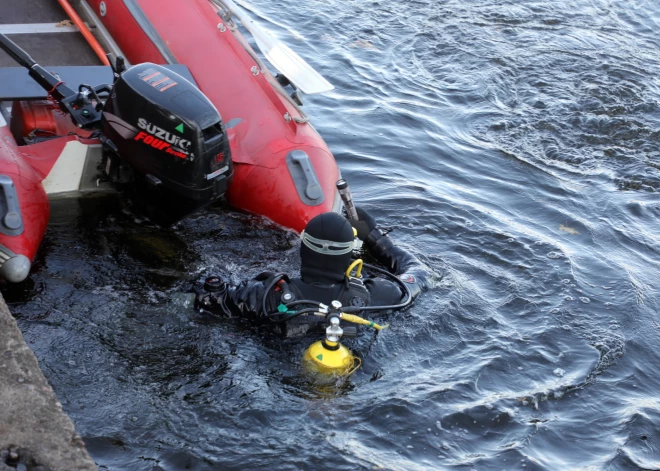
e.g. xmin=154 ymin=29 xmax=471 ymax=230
xmin=0 ymin=293 xmax=97 ymax=471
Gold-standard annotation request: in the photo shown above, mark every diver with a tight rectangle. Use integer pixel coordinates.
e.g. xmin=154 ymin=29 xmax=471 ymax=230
xmin=193 ymin=208 xmax=431 ymax=336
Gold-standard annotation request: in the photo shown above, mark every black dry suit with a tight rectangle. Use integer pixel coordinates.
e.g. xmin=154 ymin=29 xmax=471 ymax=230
xmin=194 ymin=212 xmax=430 ymax=337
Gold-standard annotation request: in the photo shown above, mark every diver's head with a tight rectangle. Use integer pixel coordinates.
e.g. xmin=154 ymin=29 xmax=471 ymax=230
xmin=300 ymin=212 xmax=354 ymax=284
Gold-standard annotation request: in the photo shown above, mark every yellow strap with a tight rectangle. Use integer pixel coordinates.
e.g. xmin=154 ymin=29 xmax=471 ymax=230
xmin=340 ymin=313 xmax=387 ymax=330
xmin=345 ymin=259 xmax=363 ymax=278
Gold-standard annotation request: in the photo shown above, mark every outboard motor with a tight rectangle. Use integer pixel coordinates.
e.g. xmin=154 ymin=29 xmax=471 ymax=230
xmin=102 ymin=63 xmax=232 ymax=220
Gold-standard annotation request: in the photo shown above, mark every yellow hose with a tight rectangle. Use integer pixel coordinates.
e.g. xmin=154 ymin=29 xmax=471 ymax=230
xmin=340 ymin=313 xmax=388 ymax=330
xmin=345 ymin=259 xmax=363 ymax=278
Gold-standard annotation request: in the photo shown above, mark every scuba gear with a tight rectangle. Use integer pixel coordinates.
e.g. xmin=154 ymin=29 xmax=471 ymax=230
xmin=301 ymin=301 xmax=386 ymax=377
xmin=303 ymin=339 xmax=358 ymax=376
xmin=290 ymin=276 xmax=371 ymax=309
xmin=204 ymin=276 xmax=226 ymax=292
xmin=197 ymin=276 xmax=230 ymax=314
xmin=304 ymin=303 xmax=355 ymax=376
xmin=262 ymin=263 xmax=413 ymax=322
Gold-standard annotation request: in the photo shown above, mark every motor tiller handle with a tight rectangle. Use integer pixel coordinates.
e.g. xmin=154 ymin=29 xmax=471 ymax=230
xmin=0 ymin=33 xmax=36 ymax=68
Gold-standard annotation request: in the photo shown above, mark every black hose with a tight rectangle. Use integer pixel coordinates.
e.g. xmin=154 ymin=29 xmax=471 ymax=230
xmin=265 ymin=307 xmax=320 ymax=323
xmin=261 ymin=273 xmax=287 ymax=319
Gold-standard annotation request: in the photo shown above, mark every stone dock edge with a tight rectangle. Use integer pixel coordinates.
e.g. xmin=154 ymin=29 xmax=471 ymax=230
xmin=0 ymin=292 xmax=97 ymax=471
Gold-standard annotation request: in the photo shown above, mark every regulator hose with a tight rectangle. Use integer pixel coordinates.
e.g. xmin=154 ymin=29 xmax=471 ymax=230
xmin=266 ymin=307 xmax=320 ymax=323
xmin=261 ymin=273 xmax=288 ymax=320
xmin=342 ymin=263 xmax=413 ymax=313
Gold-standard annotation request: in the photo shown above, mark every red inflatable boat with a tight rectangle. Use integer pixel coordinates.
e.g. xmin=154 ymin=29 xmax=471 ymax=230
xmin=0 ymin=0 xmax=341 ymax=282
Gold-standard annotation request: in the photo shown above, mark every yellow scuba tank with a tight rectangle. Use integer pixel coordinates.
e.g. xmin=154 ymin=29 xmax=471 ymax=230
xmin=302 ymin=306 xmax=361 ymax=376
xmin=302 ymin=339 xmax=359 ymax=377
xmin=301 ymin=300 xmax=389 ymax=378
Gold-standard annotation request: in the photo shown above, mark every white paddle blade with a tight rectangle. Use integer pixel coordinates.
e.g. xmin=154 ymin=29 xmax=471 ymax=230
xmin=259 ymin=41 xmax=334 ymax=94
xmin=214 ymin=0 xmax=334 ymax=94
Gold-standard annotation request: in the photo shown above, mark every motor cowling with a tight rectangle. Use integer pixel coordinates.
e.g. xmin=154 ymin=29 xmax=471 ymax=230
xmin=102 ymin=63 xmax=232 ymax=217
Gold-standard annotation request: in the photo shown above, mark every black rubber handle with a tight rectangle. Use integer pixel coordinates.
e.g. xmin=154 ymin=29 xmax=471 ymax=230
xmin=0 ymin=33 xmax=36 ymax=68
xmin=277 ymin=280 xmax=295 ymax=303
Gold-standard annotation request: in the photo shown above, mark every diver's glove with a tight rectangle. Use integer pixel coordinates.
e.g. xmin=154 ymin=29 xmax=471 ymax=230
xmin=349 ymin=206 xmax=395 ymax=256
xmin=349 ymin=207 xmax=379 ymax=241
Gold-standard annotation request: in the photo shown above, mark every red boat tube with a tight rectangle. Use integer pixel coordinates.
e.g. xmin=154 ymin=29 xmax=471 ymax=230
xmin=0 ymin=117 xmax=89 ymax=282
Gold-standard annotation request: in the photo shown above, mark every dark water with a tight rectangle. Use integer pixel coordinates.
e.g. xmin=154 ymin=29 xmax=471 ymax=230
xmin=4 ymin=0 xmax=660 ymax=469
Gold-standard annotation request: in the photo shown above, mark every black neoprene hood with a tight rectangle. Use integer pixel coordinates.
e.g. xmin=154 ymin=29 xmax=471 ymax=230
xmin=300 ymin=212 xmax=354 ymax=284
